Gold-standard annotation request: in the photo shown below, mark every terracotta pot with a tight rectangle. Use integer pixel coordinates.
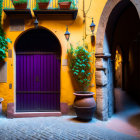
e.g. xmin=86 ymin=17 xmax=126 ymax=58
xmin=11 ymin=0 xmax=27 ymax=9
xmin=59 ymin=2 xmax=71 ymax=9
xmin=12 ymin=2 xmax=27 ymax=10
xmin=38 ymin=2 xmax=50 ymax=9
xmin=73 ymin=91 xmax=96 ymax=120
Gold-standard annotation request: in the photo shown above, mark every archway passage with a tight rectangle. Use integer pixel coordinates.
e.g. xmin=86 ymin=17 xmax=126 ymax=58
xmin=15 ymin=28 xmax=61 ymax=112
xmin=105 ymin=2 xmax=140 ymax=112
xmin=95 ymin=0 xmax=140 ymax=120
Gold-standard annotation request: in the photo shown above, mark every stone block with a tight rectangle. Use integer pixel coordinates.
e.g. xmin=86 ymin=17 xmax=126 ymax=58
xmin=96 ymin=87 xmax=108 ymax=121
xmin=95 ymin=70 xmax=107 ymax=86
xmin=96 ymin=89 xmax=108 ymax=111
xmin=95 ymin=58 xmax=103 ymax=69
xmin=103 ymin=59 xmax=108 ymax=69
xmin=95 ymin=58 xmax=108 ymax=69
xmin=96 ymin=43 xmax=104 ymax=54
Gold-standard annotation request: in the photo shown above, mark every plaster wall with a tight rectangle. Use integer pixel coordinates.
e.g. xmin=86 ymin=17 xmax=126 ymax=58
xmin=0 ymin=0 xmax=108 ymax=112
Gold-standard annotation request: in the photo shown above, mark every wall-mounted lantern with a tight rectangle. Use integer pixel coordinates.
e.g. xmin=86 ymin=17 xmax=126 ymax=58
xmin=90 ymin=18 xmax=96 ymax=46
xmin=64 ymin=25 xmax=70 ymax=41
xmin=90 ymin=18 xmax=96 ymax=34
xmin=34 ymin=18 xmax=39 ymax=29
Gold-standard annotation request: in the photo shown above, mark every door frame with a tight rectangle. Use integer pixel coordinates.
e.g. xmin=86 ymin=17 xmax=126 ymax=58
xmin=14 ymin=27 xmax=62 ymax=113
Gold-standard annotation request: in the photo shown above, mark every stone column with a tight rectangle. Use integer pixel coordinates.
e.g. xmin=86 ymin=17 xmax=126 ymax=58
xmin=95 ymin=53 xmax=111 ymax=121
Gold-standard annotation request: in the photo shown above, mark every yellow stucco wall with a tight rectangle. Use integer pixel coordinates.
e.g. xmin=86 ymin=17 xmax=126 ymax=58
xmin=0 ymin=0 xmax=107 ymax=112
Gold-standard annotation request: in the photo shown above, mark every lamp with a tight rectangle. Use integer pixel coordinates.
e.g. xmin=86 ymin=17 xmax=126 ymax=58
xmin=34 ymin=18 xmax=39 ymax=29
xmin=64 ymin=25 xmax=70 ymax=41
xmin=90 ymin=18 xmax=96 ymax=34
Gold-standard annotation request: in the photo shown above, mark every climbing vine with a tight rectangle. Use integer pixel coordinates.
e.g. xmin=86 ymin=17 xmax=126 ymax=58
xmin=0 ymin=0 xmax=11 ymax=61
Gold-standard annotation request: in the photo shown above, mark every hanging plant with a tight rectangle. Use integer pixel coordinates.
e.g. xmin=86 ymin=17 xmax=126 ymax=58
xmin=0 ymin=0 xmax=11 ymax=61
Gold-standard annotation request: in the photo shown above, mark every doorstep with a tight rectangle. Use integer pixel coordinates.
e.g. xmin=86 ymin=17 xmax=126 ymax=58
xmin=7 ymin=103 xmax=61 ymax=118
xmin=13 ymin=112 xmax=61 ymax=118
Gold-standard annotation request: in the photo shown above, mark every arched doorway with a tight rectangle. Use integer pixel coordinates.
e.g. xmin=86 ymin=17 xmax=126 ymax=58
xmin=106 ymin=1 xmax=140 ymax=112
xmin=15 ymin=27 xmax=61 ymax=112
xmin=95 ymin=0 xmax=140 ymax=120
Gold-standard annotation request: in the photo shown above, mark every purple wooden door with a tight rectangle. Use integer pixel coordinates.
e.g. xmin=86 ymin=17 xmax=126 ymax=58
xmin=16 ymin=53 xmax=60 ymax=112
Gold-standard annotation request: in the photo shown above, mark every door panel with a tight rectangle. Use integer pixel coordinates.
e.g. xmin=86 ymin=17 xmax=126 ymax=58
xmin=16 ymin=54 xmax=60 ymax=112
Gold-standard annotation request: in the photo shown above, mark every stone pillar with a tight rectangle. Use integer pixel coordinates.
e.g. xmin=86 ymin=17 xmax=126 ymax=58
xmin=95 ymin=53 xmax=111 ymax=121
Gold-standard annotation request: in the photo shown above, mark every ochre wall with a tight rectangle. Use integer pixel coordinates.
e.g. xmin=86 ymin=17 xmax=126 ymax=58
xmin=0 ymin=0 xmax=107 ymax=112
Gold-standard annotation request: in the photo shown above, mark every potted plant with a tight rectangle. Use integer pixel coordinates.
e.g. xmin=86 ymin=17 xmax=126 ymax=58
xmin=67 ymin=44 xmax=96 ymax=121
xmin=58 ymin=0 xmax=72 ymax=9
xmin=36 ymin=0 xmax=50 ymax=10
xmin=11 ymin=0 xmax=28 ymax=10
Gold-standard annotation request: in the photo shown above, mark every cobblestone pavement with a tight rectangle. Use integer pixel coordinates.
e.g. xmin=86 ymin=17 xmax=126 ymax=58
xmin=0 ymin=110 xmax=140 ymax=140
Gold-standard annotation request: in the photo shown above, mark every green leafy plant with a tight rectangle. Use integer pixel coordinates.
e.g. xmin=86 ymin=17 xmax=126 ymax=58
xmin=58 ymin=0 xmax=72 ymax=2
xmin=36 ymin=0 xmax=50 ymax=3
xmin=0 ymin=33 xmax=11 ymax=61
xmin=0 ymin=0 xmax=11 ymax=61
xmin=12 ymin=0 xmax=27 ymax=4
xmin=67 ymin=44 xmax=94 ymax=91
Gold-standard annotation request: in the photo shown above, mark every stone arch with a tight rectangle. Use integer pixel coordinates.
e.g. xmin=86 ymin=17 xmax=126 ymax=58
xmin=96 ymin=0 xmax=140 ymax=54
xmin=95 ymin=0 xmax=140 ymax=121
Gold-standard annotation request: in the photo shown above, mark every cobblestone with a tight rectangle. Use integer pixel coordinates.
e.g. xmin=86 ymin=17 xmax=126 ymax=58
xmin=0 ymin=112 xmax=140 ymax=140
